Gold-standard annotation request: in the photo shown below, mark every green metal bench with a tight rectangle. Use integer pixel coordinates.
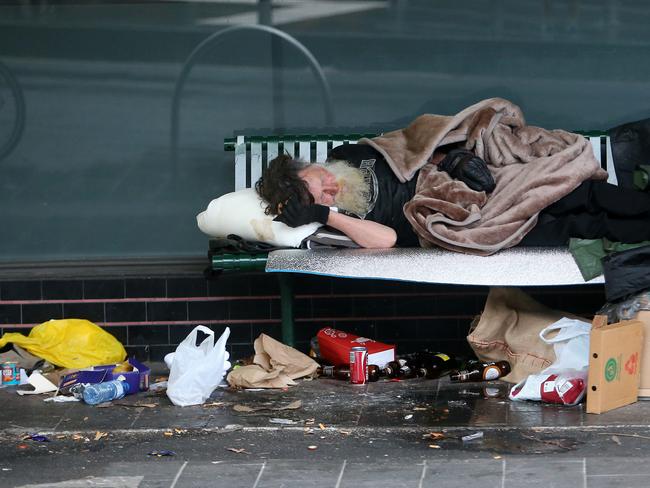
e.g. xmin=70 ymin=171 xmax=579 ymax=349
xmin=212 ymin=131 xmax=617 ymax=346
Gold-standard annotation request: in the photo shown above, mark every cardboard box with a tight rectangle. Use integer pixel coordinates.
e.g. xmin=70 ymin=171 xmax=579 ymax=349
xmin=317 ymin=327 xmax=395 ymax=368
xmin=634 ymin=310 xmax=650 ymax=397
xmin=586 ymin=315 xmax=644 ymax=414
xmin=58 ymin=357 xmax=150 ymax=396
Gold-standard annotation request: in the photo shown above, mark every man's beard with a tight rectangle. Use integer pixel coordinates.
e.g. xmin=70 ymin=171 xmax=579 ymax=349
xmin=325 ymin=160 xmax=372 ymax=217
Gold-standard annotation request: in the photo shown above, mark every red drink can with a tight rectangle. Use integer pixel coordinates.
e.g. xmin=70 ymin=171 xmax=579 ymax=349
xmin=349 ymin=346 xmax=368 ymax=385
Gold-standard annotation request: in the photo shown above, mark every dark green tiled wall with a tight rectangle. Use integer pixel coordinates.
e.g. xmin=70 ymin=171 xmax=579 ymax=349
xmin=0 ymin=273 xmax=606 ymax=362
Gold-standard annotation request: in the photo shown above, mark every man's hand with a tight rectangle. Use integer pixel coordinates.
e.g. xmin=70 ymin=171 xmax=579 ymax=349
xmin=273 ymin=198 xmax=330 ymax=227
xmin=438 ymin=149 xmax=496 ymax=193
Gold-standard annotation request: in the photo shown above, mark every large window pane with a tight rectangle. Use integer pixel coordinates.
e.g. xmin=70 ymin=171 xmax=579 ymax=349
xmin=1 ymin=0 xmax=648 ymax=261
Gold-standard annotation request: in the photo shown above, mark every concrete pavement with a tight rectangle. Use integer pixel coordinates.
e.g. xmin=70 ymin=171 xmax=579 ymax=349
xmin=2 ymin=373 xmax=650 ymax=486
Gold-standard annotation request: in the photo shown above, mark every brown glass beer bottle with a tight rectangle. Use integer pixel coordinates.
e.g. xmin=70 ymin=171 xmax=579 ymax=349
xmin=449 ymin=360 xmax=511 ymax=382
xmin=415 ymin=352 xmax=458 ymax=379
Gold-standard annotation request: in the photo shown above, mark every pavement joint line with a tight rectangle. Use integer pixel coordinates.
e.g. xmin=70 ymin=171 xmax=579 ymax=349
xmin=5 ymin=424 xmax=650 ymax=437
xmin=252 ymin=460 xmax=266 ymax=488
xmin=169 ymin=460 xmax=188 ymax=488
xmin=417 ymin=459 xmax=426 ymax=488
xmin=587 ymin=474 xmax=650 ymax=477
xmin=334 ymin=460 xmax=347 ymax=488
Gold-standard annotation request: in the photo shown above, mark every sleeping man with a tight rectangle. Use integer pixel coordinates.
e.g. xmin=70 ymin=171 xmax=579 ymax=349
xmin=255 ymin=98 xmax=650 ymax=254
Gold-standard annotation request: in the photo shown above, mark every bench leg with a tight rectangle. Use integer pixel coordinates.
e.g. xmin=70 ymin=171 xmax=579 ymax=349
xmin=278 ymin=273 xmax=295 ymax=347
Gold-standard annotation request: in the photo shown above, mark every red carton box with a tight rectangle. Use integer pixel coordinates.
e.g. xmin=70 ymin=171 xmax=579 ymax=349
xmin=317 ymin=327 xmax=395 ymax=368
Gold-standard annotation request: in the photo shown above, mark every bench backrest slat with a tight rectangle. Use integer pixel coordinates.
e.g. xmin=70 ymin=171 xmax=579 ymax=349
xmin=267 ymin=141 xmax=279 ymax=163
xmin=234 ymin=135 xmax=247 ymax=191
xmin=316 ymin=140 xmax=328 ymax=162
xmin=227 ymin=133 xmax=613 ymax=191
xmin=283 ymin=140 xmax=295 ymax=159
xmin=250 ymin=142 xmax=263 ymax=187
xmin=298 ymin=141 xmax=310 ymax=161
xmin=590 ymin=137 xmax=602 ymax=167
xmin=605 ymin=136 xmax=617 ymax=186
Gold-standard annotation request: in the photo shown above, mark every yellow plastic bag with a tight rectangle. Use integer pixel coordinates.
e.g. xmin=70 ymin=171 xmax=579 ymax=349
xmin=0 ymin=319 xmax=126 ymax=368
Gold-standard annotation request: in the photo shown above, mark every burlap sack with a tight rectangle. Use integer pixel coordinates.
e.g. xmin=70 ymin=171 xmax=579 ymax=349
xmin=467 ymin=287 xmax=582 ymax=383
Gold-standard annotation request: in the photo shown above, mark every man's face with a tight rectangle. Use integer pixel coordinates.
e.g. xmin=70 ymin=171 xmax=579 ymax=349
xmin=298 ymin=161 xmax=371 ymax=217
xmin=298 ymin=165 xmax=339 ymax=206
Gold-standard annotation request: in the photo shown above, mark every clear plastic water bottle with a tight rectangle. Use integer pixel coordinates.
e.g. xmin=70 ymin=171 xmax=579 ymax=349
xmin=82 ymin=380 xmax=130 ymax=405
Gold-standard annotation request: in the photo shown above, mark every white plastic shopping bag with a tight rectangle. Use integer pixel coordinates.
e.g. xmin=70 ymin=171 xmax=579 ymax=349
xmin=166 ymin=325 xmax=231 ymax=406
xmin=538 ymin=318 xmax=592 ymax=372
xmin=509 ymin=317 xmax=591 ymax=405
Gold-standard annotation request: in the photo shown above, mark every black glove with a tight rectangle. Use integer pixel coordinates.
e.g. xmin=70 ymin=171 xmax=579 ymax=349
xmin=438 ymin=148 xmax=496 ymax=193
xmin=273 ymin=198 xmax=330 ymax=227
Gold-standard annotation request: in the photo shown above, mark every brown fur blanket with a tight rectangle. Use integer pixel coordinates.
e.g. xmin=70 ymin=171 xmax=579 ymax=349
xmin=359 ymin=98 xmax=608 ymax=255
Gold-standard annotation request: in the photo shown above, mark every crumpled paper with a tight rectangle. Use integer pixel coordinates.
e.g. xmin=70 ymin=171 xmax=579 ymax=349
xmin=226 ymin=334 xmax=318 ymax=388
xmin=16 ymin=371 xmax=58 ymax=395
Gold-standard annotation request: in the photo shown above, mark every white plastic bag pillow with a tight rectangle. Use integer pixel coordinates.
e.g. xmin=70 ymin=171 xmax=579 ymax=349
xmin=166 ymin=325 xmax=231 ymax=407
xmin=196 ymin=188 xmax=322 ymax=248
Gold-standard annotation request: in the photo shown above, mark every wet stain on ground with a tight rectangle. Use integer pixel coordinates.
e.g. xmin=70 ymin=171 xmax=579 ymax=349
xmin=426 ymin=430 xmax=584 ymax=455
